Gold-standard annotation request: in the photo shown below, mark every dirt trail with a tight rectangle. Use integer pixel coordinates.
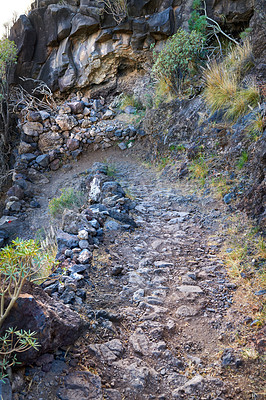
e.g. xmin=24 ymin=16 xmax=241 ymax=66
xmin=14 ymin=148 xmax=262 ymax=400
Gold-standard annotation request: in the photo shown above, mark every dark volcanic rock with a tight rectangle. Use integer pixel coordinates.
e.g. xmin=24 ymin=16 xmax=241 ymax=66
xmin=9 ymin=15 xmax=36 ymax=63
xmin=0 ymin=282 xmax=88 ymax=364
xmin=57 ymin=371 xmax=102 ymax=400
xmin=70 ymin=13 xmax=99 ymax=37
xmin=9 ymin=0 xmax=261 ymax=96
xmin=148 ymin=7 xmax=174 ymax=39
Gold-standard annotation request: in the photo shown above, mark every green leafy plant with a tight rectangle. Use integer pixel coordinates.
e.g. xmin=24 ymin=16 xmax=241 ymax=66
xmin=189 ymin=0 xmax=207 ymax=34
xmin=189 ymin=155 xmax=208 ymax=185
xmin=152 ymin=29 xmax=206 ymax=94
xmin=48 ymin=188 xmax=84 ymax=218
xmin=107 ymin=164 xmax=117 ymax=177
xmin=0 ymin=238 xmax=56 ymax=329
xmin=237 ymin=151 xmax=248 ymax=170
xmin=169 ymin=144 xmax=186 ymax=152
xmin=0 ymin=328 xmax=39 ymax=381
xmin=119 ymin=93 xmax=144 ymax=111
xmin=188 ymin=0 xmax=238 ymax=54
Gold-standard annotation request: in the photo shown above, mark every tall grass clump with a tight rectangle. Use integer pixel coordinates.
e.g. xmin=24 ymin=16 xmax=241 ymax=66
xmin=203 ymin=61 xmax=238 ymax=112
xmin=188 ymin=155 xmax=209 ymax=186
xmin=221 ymin=215 xmax=266 ymax=328
xmin=48 ymin=188 xmax=84 ymax=218
xmin=204 ymin=41 xmax=261 ymax=121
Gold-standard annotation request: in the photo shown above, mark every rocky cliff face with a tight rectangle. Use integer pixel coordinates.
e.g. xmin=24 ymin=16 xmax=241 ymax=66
xmin=10 ymin=0 xmax=257 ymax=96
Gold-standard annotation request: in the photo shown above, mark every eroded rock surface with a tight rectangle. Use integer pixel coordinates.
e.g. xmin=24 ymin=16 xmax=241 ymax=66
xmin=10 ymin=0 xmax=257 ymax=94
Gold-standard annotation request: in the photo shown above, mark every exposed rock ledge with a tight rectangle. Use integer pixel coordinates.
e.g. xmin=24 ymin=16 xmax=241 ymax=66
xmin=9 ymin=0 xmax=256 ymax=95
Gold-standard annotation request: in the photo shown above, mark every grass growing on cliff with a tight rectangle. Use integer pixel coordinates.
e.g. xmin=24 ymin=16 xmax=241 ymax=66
xmin=48 ymin=188 xmax=84 ymax=218
xmin=119 ymin=93 xmax=143 ymax=111
xmin=211 ymin=174 xmax=231 ymax=199
xmin=246 ymin=109 xmax=266 ymax=140
xmin=219 ymin=214 xmax=266 ymax=365
xmin=188 ymin=155 xmax=209 ymax=185
xmin=203 ymin=61 xmax=238 ymax=112
xmin=221 ymin=215 xmax=266 ymax=328
xmin=153 ymin=79 xmax=175 ymax=108
xmin=204 ymin=41 xmax=261 ymax=121
xmin=236 ymin=150 xmax=248 ymax=170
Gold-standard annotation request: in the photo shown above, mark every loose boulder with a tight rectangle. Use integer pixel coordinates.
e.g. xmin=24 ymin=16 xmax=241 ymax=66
xmin=0 ymin=282 xmax=89 ymax=364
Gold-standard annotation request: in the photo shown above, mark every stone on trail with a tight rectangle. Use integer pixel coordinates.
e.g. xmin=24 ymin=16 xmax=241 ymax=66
xmin=88 ymin=339 xmax=124 ymax=362
xmin=118 ymin=142 xmax=127 ymax=150
xmin=78 ymin=249 xmax=92 ymax=264
xmin=176 ymin=285 xmax=203 ymax=294
xmin=104 ymin=219 xmax=122 ymax=231
xmin=129 ymin=328 xmax=150 ymax=356
xmin=172 ymin=375 xmax=205 ymax=397
xmin=154 ymin=260 xmax=173 ymax=268
xmin=57 ymin=371 xmax=102 ymax=400
xmin=103 ymin=388 xmax=122 ymax=400
xmin=113 ymin=359 xmax=158 ymax=392
xmin=175 ymin=305 xmax=199 ymax=317
xmin=36 ymin=154 xmax=50 ymax=167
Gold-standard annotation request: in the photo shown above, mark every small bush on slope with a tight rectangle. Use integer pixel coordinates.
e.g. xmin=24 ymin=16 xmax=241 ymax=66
xmin=0 ymin=238 xmax=58 ymax=380
xmin=152 ymin=29 xmax=206 ymax=95
xmin=48 ymin=188 xmax=84 ymax=218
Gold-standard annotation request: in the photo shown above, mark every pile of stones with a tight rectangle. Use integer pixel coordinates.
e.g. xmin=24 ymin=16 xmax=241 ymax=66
xmin=41 ymin=163 xmax=136 ymax=306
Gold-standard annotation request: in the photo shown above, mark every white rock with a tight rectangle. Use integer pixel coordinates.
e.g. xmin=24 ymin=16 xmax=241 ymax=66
xmin=78 ymin=229 xmax=89 ymax=240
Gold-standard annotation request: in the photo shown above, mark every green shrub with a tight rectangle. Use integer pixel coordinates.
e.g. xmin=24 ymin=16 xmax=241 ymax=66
xmin=0 ymin=238 xmax=56 ymax=329
xmin=48 ymin=188 xmax=84 ymax=218
xmin=189 ymin=155 xmax=208 ymax=185
xmin=0 ymin=328 xmax=39 ymax=381
xmin=188 ymin=0 xmax=238 ymax=53
xmin=119 ymin=93 xmax=143 ymax=111
xmin=188 ymin=0 xmax=207 ymax=34
xmin=152 ymin=29 xmax=205 ymax=94
xmin=0 ymin=237 xmax=58 ymax=379
xmin=237 ymin=151 xmax=248 ymax=169
xmin=246 ymin=110 xmax=265 ymax=140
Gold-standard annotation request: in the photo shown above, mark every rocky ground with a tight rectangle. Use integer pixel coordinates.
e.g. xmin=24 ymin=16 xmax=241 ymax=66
xmin=5 ymin=147 xmax=264 ymax=400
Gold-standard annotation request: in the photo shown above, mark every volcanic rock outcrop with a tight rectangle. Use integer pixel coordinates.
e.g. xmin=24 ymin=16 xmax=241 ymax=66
xmin=10 ymin=0 xmax=258 ymax=95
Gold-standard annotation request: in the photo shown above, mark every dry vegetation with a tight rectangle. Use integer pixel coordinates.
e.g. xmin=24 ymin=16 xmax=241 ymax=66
xmin=203 ymin=41 xmax=261 ymax=122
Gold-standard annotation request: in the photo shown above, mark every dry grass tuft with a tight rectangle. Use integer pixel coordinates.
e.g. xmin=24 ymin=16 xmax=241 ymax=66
xmin=203 ymin=41 xmax=261 ymax=121
xmin=204 ymin=61 xmax=237 ymax=112
xmin=225 ymin=40 xmax=254 ymax=79
xmin=221 ymin=214 xmax=266 ymax=329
